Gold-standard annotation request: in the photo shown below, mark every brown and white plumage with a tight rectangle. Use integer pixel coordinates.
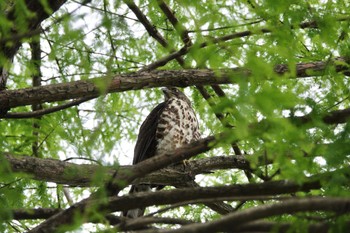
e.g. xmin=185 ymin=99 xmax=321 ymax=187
xmin=125 ymin=87 xmax=200 ymax=218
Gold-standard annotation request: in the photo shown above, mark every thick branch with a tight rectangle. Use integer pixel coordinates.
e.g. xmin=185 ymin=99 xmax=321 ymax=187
xmin=12 ymin=208 xmax=62 ymax=220
xmin=234 ymin=220 xmax=350 ymax=233
xmin=12 ymin=176 xmax=348 ymax=224
xmin=103 ymin=180 xmax=321 ymax=213
xmin=1 ymin=58 xmax=349 ymax=111
xmin=0 ymin=69 xmax=240 ymax=111
xmin=28 ymin=179 xmax=323 ymax=232
xmin=3 ymin=153 xmax=113 ymax=186
xmin=13 ymin=199 xmax=350 ymax=233
xmin=139 ymin=219 xmax=350 ymax=233
xmin=11 ymin=208 xmax=193 ymax=230
xmin=106 ymin=136 xmax=215 ymax=194
xmin=155 ymin=197 xmax=350 ymax=233
xmin=27 ymin=136 xmax=215 ymax=233
xmin=3 ymin=152 xmax=253 ymax=187
xmin=250 ymin=107 xmax=350 ymax=132
xmin=4 ymin=127 xmax=350 ymax=188
xmin=295 ymin=107 xmax=350 ymax=125
xmin=120 ymin=216 xmax=194 ymax=231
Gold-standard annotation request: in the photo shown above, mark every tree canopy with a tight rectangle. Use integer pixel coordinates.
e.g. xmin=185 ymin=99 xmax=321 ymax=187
xmin=0 ymin=0 xmax=349 ymax=232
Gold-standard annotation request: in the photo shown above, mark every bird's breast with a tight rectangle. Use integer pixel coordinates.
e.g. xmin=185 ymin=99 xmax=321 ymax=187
xmin=155 ymin=98 xmax=200 ymax=155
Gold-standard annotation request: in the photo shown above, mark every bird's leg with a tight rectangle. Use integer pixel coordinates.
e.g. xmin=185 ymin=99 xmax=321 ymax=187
xmin=170 ymin=159 xmax=189 ymax=172
xmin=176 ymin=159 xmax=190 ymax=173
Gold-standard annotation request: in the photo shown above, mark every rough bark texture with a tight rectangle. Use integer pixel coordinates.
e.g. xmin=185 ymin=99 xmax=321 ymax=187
xmin=140 ymin=197 xmax=350 ymax=233
xmin=3 ymin=153 xmax=112 ymax=187
xmin=24 ymin=178 xmax=325 ymax=232
xmin=104 ymin=180 xmax=322 ymax=213
xmin=13 ymin=208 xmax=62 ymax=220
xmin=27 ymin=136 xmax=215 ymax=233
xmin=6 ymin=153 xmax=250 ymax=187
xmin=0 ymin=57 xmax=349 ymax=112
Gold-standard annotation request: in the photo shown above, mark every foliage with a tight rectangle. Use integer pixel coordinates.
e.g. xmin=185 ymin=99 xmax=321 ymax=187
xmin=0 ymin=0 xmax=349 ymax=232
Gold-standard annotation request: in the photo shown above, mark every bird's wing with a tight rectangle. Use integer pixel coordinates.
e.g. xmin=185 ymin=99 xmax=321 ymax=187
xmin=132 ymin=102 xmax=167 ymax=164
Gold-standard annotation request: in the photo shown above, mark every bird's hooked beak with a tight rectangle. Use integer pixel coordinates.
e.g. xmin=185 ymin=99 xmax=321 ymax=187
xmin=162 ymin=87 xmax=173 ymax=100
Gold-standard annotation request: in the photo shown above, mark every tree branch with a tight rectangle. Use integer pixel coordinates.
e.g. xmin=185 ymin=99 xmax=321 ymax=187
xmin=13 ymin=198 xmax=350 ymax=233
xmin=123 ymin=0 xmax=186 ymax=66
xmin=233 ymin=220 xmax=350 ymax=233
xmin=157 ymin=0 xmax=192 ymax=46
xmin=12 ymin=208 xmax=62 ymax=220
xmin=3 ymin=153 xmax=252 ymax=187
xmin=17 ymin=168 xmax=349 ymax=231
xmin=295 ymin=107 xmax=350 ymax=125
xmin=5 ymin=110 xmax=350 ymax=187
xmin=27 ymin=179 xmax=324 ymax=233
xmin=123 ymin=0 xmax=169 ymax=49
xmin=103 ymin=180 xmax=322 ymax=214
xmin=119 ymin=216 xmax=194 ymax=231
xmin=1 ymin=58 xmax=349 ymax=112
xmin=141 ymin=17 xmax=350 ymax=71
xmin=2 ymin=96 xmax=95 ymax=119
xmin=150 ymin=197 xmax=350 ymax=233
xmin=10 ymin=208 xmax=193 ymax=231
xmin=27 ymin=136 xmax=215 ymax=233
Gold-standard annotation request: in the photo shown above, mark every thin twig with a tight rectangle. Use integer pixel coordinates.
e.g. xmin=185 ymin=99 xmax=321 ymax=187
xmin=2 ymin=96 xmax=94 ymax=119
xmin=157 ymin=0 xmax=192 ymax=46
xmin=142 ymin=17 xmax=350 ymax=71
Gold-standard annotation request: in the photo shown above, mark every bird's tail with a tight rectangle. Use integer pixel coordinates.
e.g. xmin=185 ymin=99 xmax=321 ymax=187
xmin=123 ymin=184 xmax=151 ymax=218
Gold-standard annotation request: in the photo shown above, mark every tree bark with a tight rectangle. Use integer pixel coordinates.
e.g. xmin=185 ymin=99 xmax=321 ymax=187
xmin=3 ymin=153 xmax=348 ymax=190
xmin=1 ymin=57 xmax=349 ymax=112
xmin=153 ymin=197 xmax=350 ymax=233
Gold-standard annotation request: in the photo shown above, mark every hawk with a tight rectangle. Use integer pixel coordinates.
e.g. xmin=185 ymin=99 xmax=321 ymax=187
xmin=124 ymin=87 xmax=201 ymax=218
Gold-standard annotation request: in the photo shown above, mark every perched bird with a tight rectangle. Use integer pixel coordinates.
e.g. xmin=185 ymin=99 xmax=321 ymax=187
xmin=124 ymin=87 xmax=200 ymax=218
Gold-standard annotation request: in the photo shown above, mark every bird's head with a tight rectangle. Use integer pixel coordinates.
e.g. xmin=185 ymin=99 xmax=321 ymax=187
xmin=162 ymin=87 xmax=191 ymax=104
